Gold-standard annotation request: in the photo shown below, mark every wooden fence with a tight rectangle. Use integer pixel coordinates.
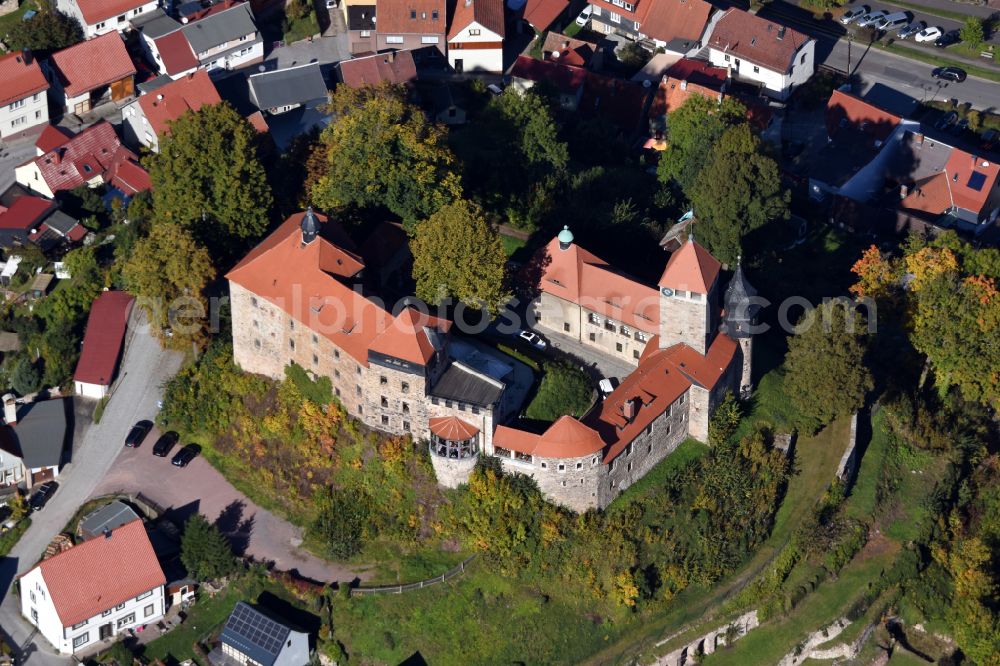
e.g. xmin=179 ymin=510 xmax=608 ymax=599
xmin=350 ymin=555 xmax=477 ymax=596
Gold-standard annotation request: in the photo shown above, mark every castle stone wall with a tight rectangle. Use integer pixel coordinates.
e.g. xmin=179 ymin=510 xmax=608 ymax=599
xmin=429 ymin=449 xmax=478 ymax=488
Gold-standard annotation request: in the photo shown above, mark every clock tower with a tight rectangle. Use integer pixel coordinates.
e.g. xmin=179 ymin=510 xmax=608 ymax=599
xmin=657 ymin=236 xmax=722 ymax=354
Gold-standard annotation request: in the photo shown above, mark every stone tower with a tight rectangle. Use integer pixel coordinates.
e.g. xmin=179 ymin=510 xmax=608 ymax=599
xmin=657 ymin=236 xmax=721 ymax=354
xmin=720 ymin=258 xmax=759 ymax=397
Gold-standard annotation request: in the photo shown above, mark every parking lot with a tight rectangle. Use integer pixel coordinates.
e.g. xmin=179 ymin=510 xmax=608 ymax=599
xmin=91 ymin=429 xmax=370 ymax=583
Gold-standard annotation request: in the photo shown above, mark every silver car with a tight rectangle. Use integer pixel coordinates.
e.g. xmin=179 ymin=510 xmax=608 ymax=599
xmin=840 ymin=5 xmax=869 ymax=24
xmin=897 ymin=20 xmax=925 ymax=39
xmin=856 ymin=10 xmax=888 ymax=27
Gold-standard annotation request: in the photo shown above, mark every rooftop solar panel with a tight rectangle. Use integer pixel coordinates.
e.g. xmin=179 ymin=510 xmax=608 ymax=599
xmin=968 ymin=171 xmax=987 ymax=192
xmin=220 ymin=602 xmax=292 ymax=666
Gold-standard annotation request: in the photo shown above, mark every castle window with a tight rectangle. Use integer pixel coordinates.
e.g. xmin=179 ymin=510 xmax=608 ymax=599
xmin=647 ymin=443 xmax=652 ymax=453
xmin=289 ymin=340 xmax=295 ymax=350
xmin=557 ymin=463 xmax=565 ymax=472
xmin=358 ymin=405 xmax=363 ymax=414
xmin=472 ymin=406 xmax=480 ymax=414
xmin=626 ymin=442 xmax=633 ymax=457
xmin=381 ymin=415 xmax=389 ymax=425
xmin=253 ymin=320 xmax=259 ymax=328
xmin=541 ymin=462 xmax=547 ymax=469
xmin=576 ymin=461 xmax=582 ymax=469
xmin=633 ymin=350 xmax=640 ymax=359
xmin=312 ymin=354 xmax=318 ymax=365
xmin=589 ymin=333 xmax=596 ymax=342
xmin=635 ymin=331 xmax=648 ymax=342
xmin=402 ymin=402 xmax=410 ymax=414
xmin=675 ymin=290 xmax=687 ymax=298
xmin=312 ymin=334 xmax=318 ymax=344
xmin=381 ymin=396 xmax=388 ymax=407
xmin=610 ymin=458 xmax=617 ymax=472
xmin=445 ymin=400 xmax=453 ymax=408
xmin=561 ymin=481 xmax=566 ymax=487
xmin=564 ymin=323 xmax=571 ymax=332
xmin=251 ymin=297 xmax=258 ymax=307
xmin=644 ymin=424 xmax=652 ymax=435
xmin=356 ymin=385 xmax=361 ymax=395
xmin=254 ymin=339 xmax=261 ymax=348
xmin=290 ymin=320 xmax=295 ymax=330
xmin=401 ymin=381 xmax=410 ymax=393
xmin=458 ymin=403 xmax=465 ymax=411
xmin=588 ymin=313 xmax=601 ymax=325
xmin=620 ymin=325 xmax=630 ymax=336
xmin=592 ymin=456 xmax=597 ymax=466
xmin=691 ymin=293 xmax=702 ymax=301
xmin=627 ymin=461 xmax=632 ymax=471
xmin=334 ymin=369 xmax=340 ymax=378
xmin=335 ymin=388 xmax=341 ymax=397
xmin=403 ymin=421 xmax=410 ymax=431
xmin=616 ymin=343 xmax=623 ymax=352
xmin=335 ymin=349 xmax=340 ymax=359
xmin=380 ymin=375 xmax=388 ymax=385
xmin=679 ymin=394 xmax=686 ymax=405
xmin=431 ymin=397 xmax=439 ymax=405
xmin=604 ymin=320 xmax=616 ymax=332
xmin=356 ymin=365 xmax=361 ymax=374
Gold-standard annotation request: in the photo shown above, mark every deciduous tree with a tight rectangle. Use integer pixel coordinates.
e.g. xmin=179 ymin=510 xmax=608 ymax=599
xmin=657 ymin=95 xmax=746 ymax=193
xmin=149 ymin=103 xmax=273 ymax=256
xmin=312 ymin=85 xmax=461 ymax=229
xmin=411 ymin=200 xmax=510 ymax=312
xmin=960 ymin=17 xmax=985 ymax=48
xmin=4 ymin=8 xmax=82 ymax=54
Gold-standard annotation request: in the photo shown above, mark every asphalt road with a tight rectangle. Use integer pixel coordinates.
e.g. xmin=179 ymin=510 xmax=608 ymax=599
xmin=0 ymin=315 xmax=184 ymax=665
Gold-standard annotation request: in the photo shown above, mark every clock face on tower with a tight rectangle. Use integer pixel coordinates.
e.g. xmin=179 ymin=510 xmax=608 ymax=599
xmin=660 ymin=287 xmax=674 ymax=297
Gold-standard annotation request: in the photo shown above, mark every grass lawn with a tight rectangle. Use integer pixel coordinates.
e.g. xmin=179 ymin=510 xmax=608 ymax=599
xmin=347 ymin=539 xmax=469 ymax=586
xmin=607 ymin=439 xmax=707 ymax=514
xmin=501 ymin=233 xmax=527 ymax=258
xmin=280 ymin=13 xmax=319 ymax=43
xmin=0 ymin=517 xmax=30 ymax=557
xmin=881 ymin=0 xmax=976 ymax=23
xmin=0 ymin=0 xmax=39 ymax=47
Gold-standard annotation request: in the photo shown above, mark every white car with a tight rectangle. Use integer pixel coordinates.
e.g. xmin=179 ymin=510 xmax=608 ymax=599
xmin=575 ymin=5 xmax=592 ymax=27
xmin=897 ymin=20 xmax=925 ymax=39
xmin=598 ymin=378 xmax=619 ymax=396
xmin=519 ymin=330 xmax=547 ymax=349
xmin=856 ymin=10 xmax=888 ymax=27
xmin=840 ymin=5 xmax=868 ymax=24
xmin=915 ymin=26 xmax=943 ymax=42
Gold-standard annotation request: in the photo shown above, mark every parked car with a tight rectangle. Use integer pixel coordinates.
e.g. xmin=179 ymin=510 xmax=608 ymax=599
xmin=598 ymin=377 xmax=619 ymax=396
xmin=932 ymin=66 xmax=967 ymax=82
xmin=934 ymin=111 xmax=958 ymax=130
xmin=486 ymin=83 xmax=504 ymax=96
xmin=840 ymin=5 xmax=869 ymax=24
xmin=875 ymin=11 xmax=909 ymax=31
xmin=914 ymin=26 xmax=942 ymax=42
xmin=575 ymin=5 xmax=592 ymax=26
xmin=171 ymin=445 xmax=199 ymax=468
xmin=952 ymin=118 xmax=970 ymax=134
xmin=152 ymin=431 xmax=179 ymax=457
xmin=856 ymin=10 xmax=888 ymax=27
xmin=897 ymin=21 xmax=925 ymax=39
xmin=981 ymin=129 xmax=998 ymax=150
xmin=934 ymin=30 xmax=960 ymax=47
xmin=518 ymin=330 xmax=547 ymax=349
xmin=124 ymin=420 xmax=153 ymax=448
xmin=29 ymin=481 xmax=58 ymax=512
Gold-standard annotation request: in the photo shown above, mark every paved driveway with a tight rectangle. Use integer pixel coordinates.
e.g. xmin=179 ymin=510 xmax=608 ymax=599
xmin=91 ymin=435 xmax=370 ymax=586
xmin=0 ymin=316 xmax=183 ymax=665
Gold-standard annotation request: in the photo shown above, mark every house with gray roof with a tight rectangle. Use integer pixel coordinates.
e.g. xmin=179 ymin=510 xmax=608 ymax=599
xmin=210 ymin=602 xmax=309 ymax=666
xmin=248 ymin=63 xmax=327 ymax=116
xmin=182 ymin=2 xmax=264 ymax=73
xmin=78 ymin=500 xmax=141 ymax=540
xmin=0 ymin=395 xmax=70 ymax=489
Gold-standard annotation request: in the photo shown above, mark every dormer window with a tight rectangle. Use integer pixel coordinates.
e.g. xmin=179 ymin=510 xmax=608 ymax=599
xmin=410 ymin=9 xmax=416 ymax=18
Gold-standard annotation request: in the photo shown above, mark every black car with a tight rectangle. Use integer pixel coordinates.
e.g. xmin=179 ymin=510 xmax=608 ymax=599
xmin=934 ymin=30 xmax=960 ymax=47
xmin=29 ymin=481 xmax=58 ymax=512
xmin=171 ymin=445 xmax=199 ymax=467
xmin=124 ymin=420 xmax=153 ymax=448
xmin=152 ymin=431 xmax=179 ymax=457
xmin=932 ymin=66 xmax=967 ymax=82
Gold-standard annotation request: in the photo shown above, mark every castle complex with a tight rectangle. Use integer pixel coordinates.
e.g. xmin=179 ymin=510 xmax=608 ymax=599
xmin=228 ymin=212 xmax=757 ymax=512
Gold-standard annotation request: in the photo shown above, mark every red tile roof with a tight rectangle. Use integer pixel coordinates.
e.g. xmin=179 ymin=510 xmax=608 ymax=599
xmin=709 ymin=9 xmax=810 ymax=74
xmin=0 ymin=52 xmax=48 ymax=107
xmin=429 ymin=415 xmax=480 ymax=440
xmin=650 ymin=59 xmax=727 ymax=119
xmin=825 ymin=89 xmax=901 ymax=142
xmin=448 ymin=0 xmax=505 ymax=40
xmin=153 ymin=30 xmax=199 ymax=76
xmin=77 ymin=0 xmax=151 ymax=24
xmin=34 ymin=519 xmax=165 ymax=627
xmin=138 ymin=70 xmax=221 ymax=137
xmin=0 ymin=196 xmax=54 ymax=231
xmin=510 ymin=55 xmax=586 ymax=95
xmin=246 ymin=110 xmax=270 ymax=133
xmin=900 ymin=172 xmax=950 ymax=216
xmin=74 ymin=291 xmax=135 ymax=386
xmin=658 ymin=237 xmax=721 ymax=294
xmin=524 ymin=0 xmax=568 ymax=31
xmin=541 ymin=32 xmax=594 ymax=66
xmin=589 ymin=0 xmax=711 ymax=45
xmin=50 ymin=31 xmax=136 ymax=97
xmin=35 ymin=125 xmax=74 ymax=154
xmin=944 ymin=149 xmax=1000 ymax=215
xmin=376 ymin=0 xmax=446 ymax=34
xmin=227 ymin=212 xmax=451 ymax=366
xmin=25 ymin=121 xmax=143 ymax=195
xmin=337 ymin=50 xmax=417 ymax=88
xmin=108 ymin=157 xmax=153 ymax=194
xmin=495 ymin=415 xmax=605 ymax=459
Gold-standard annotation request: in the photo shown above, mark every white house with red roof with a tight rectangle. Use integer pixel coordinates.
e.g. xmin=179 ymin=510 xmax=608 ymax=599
xmin=707 ymin=8 xmax=814 ymax=100
xmin=56 ymin=0 xmax=159 ymax=37
xmin=447 ymin=0 xmax=505 ymax=73
xmin=74 ymin=291 xmax=135 ymax=399
xmin=0 ymin=51 xmax=49 ymax=139
xmin=14 ymin=121 xmax=151 ymax=199
xmin=46 ymin=31 xmax=137 ymax=114
xmin=121 ymin=69 xmax=221 ymax=152
xmin=19 ymin=519 xmax=166 ymax=654
xmin=587 ymin=0 xmax=713 ymax=53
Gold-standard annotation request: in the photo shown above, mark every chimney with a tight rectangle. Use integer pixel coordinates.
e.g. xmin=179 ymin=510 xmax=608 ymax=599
xmin=52 ymin=148 xmax=62 ymax=165
xmin=21 ymin=49 xmax=31 ymax=65
xmin=3 ymin=394 xmax=17 ymax=426
xmin=900 ymin=184 xmax=908 ymax=199
xmin=680 ymin=80 xmax=687 ymax=90
xmin=622 ymin=398 xmax=637 ymax=421
xmin=104 ymin=527 xmax=113 ymax=539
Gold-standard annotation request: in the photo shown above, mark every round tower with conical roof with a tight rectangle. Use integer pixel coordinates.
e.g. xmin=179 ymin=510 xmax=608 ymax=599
xmin=720 ymin=257 xmax=759 ymax=397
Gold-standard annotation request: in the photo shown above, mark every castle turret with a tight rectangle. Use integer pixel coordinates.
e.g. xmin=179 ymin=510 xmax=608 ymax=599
xmin=657 ymin=236 xmax=721 ymax=354
xmin=301 ymin=206 xmax=319 ymax=244
xmin=720 ymin=257 xmax=759 ymax=396
xmin=557 ymin=225 xmax=574 ymax=251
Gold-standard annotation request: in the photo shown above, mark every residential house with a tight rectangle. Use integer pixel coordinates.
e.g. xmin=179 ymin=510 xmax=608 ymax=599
xmin=587 ymin=0 xmax=712 ymax=53
xmin=522 ymin=0 xmax=569 ymax=34
xmin=15 ymin=121 xmax=151 ymax=199
xmin=19 ymin=519 xmax=166 ymax=654
xmin=541 ymin=32 xmax=597 ymax=67
xmin=336 ymin=50 xmax=418 ymax=87
xmin=181 ymin=1 xmax=264 ymax=73
xmin=0 ymin=184 xmax=86 ymax=250
xmin=47 ymin=31 xmax=136 ymax=115
xmin=78 ymin=500 xmax=141 ymax=540
xmin=132 ymin=9 xmax=200 ymax=80
xmin=648 ymin=58 xmax=727 ymax=133
xmin=347 ymin=4 xmax=376 ymax=53
xmin=248 ymin=62 xmax=328 ymax=116
xmin=209 ymin=602 xmax=309 ymax=666
xmin=122 ymin=69 xmax=222 ymax=152
xmin=447 ymin=0 xmax=505 ymax=73
xmin=0 ymin=51 xmax=49 ymax=139
xmin=0 ymin=395 xmax=69 ymax=489
xmin=509 ymin=54 xmax=587 ymax=109
xmin=74 ymin=291 xmax=135 ymax=399
xmin=56 ymin=0 xmax=159 ymax=38
xmin=227 ymin=209 xmax=523 ymax=488
xmin=898 ymin=147 xmax=1000 ymax=232
xmin=706 ymin=9 xmax=814 ymax=101
xmin=433 ymin=85 xmax=466 ymax=125
xmin=373 ymin=0 xmax=447 ymax=56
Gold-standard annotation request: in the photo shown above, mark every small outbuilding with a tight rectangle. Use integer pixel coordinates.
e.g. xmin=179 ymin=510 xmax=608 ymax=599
xmin=211 ymin=602 xmax=309 ymax=666
xmin=73 ymin=291 xmax=135 ymax=400
xmin=78 ymin=500 xmax=141 ymax=540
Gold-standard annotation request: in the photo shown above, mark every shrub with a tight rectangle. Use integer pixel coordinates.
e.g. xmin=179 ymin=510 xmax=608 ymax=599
xmin=524 ymin=361 xmax=593 ymax=421
xmin=309 ymin=489 xmax=371 ymax=560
